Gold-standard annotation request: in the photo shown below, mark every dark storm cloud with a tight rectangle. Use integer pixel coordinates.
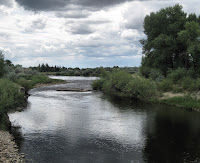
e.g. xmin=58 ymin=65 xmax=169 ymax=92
xmin=15 ymin=0 xmax=69 ymax=11
xmin=15 ymin=0 xmax=157 ymax=11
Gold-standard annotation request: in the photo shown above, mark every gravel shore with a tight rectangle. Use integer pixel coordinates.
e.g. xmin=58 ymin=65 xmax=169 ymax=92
xmin=0 ymin=131 xmax=25 ymax=162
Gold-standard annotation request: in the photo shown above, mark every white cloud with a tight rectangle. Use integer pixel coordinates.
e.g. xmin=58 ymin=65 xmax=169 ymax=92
xmin=0 ymin=0 xmax=199 ymax=67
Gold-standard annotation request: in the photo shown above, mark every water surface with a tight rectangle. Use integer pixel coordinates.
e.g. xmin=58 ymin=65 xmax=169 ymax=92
xmin=9 ymin=76 xmax=200 ymax=163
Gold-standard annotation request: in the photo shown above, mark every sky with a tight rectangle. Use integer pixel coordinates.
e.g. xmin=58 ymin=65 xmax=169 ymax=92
xmin=0 ymin=0 xmax=200 ymax=68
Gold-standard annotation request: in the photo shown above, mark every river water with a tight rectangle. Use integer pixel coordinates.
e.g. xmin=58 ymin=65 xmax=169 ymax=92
xmin=9 ymin=76 xmax=200 ymax=163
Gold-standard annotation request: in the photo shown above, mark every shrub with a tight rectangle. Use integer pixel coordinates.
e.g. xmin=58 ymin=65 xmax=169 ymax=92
xmin=167 ymin=68 xmax=188 ymax=83
xmin=0 ymin=79 xmax=25 ymax=130
xmin=172 ymin=85 xmax=184 ymax=93
xmin=0 ymin=79 xmax=25 ymax=110
xmin=158 ymin=79 xmax=173 ymax=92
xmin=101 ymin=70 xmax=132 ymax=94
xmin=31 ymin=75 xmax=51 ymax=86
xmin=180 ymin=76 xmax=196 ymax=91
xmin=16 ymin=78 xmax=32 ymax=92
xmin=196 ymin=78 xmax=200 ymax=91
xmin=149 ymin=69 xmax=163 ymax=81
xmin=92 ymin=79 xmax=104 ymax=90
xmin=125 ymin=77 xmax=157 ymax=100
xmin=139 ymin=66 xmax=151 ymax=78
xmin=0 ymin=79 xmax=25 ymax=129
xmin=5 ymin=71 xmax=18 ymax=81
xmin=92 ymin=69 xmax=157 ymax=100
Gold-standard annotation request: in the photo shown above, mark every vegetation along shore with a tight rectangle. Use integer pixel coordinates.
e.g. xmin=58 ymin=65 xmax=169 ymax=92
xmin=92 ymin=5 xmax=200 ymax=112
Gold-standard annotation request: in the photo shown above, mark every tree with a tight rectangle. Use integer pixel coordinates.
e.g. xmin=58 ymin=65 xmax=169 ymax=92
xmin=140 ymin=4 xmax=188 ymax=75
xmin=178 ymin=21 xmax=200 ymax=74
xmin=0 ymin=51 xmax=5 ymax=77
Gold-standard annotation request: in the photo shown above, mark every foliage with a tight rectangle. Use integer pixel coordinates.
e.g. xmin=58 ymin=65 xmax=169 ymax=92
xmin=178 ymin=21 xmax=200 ymax=74
xmin=16 ymin=78 xmax=33 ymax=92
xmin=139 ymin=65 xmax=151 ymax=78
xmin=31 ymin=64 xmax=139 ymax=77
xmin=167 ymin=68 xmax=188 ymax=83
xmin=158 ymin=79 xmax=174 ymax=92
xmin=0 ymin=51 xmax=5 ymax=77
xmin=125 ymin=77 xmax=157 ymax=100
xmin=0 ymin=79 xmax=26 ymax=130
xmin=92 ymin=79 xmax=104 ymax=90
xmin=101 ymin=70 xmax=132 ymax=94
xmin=180 ymin=77 xmax=200 ymax=92
xmin=30 ymin=75 xmax=52 ymax=86
xmin=92 ymin=70 xmax=157 ymax=100
xmin=140 ymin=4 xmax=200 ymax=76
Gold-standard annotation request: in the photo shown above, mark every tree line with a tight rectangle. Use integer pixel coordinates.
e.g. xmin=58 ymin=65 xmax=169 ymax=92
xmin=30 ymin=64 xmax=138 ymax=77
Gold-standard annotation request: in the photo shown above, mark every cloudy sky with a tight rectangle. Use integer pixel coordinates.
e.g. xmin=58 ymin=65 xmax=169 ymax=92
xmin=0 ymin=0 xmax=199 ymax=67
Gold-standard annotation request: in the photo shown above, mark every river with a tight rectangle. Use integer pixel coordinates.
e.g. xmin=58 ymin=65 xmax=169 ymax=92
xmin=9 ymin=76 xmax=200 ymax=163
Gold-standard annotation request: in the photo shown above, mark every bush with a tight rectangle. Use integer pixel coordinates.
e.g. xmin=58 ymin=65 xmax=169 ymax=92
xmin=167 ymin=68 xmax=188 ymax=83
xmin=139 ymin=66 xmax=151 ymax=78
xmin=149 ymin=69 xmax=163 ymax=81
xmin=92 ymin=70 xmax=157 ymax=100
xmin=125 ymin=77 xmax=157 ymax=99
xmin=5 ymin=71 xmax=18 ymax=81
xmin=158 ymin=79 xmax=173 ymax=92
xmin=180 ymin=77 xmax=195 ymax=91
xmin=92 ymin=79 xmax=104 ymax=90
xmin=0 ymin=79 xmax=25 ymax=110
xmin=0 ymin=79 xmax=25 ymax=129
xmin=31 ymin=75 xmax=51 ymax=86
xmin=16 ymin=78 xmax=32 ymax=92
xmin=101 ymin=70 xmax=132 ymax=94
xmin=196 ymin=78 xmax=200 ymax=91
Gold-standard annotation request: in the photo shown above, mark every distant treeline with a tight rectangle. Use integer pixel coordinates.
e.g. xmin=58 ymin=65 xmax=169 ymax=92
xmin=30 ymin=64 xmax=138 ymax=77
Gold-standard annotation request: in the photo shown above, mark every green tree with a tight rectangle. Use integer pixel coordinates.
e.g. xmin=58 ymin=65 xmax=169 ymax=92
xmin=178 ymin=21 xmax=200 ymax=74
xmin=141 ymin=4 xmax=187 ymax=75
xmin=0 ymin=51 xmax=5 ymax=77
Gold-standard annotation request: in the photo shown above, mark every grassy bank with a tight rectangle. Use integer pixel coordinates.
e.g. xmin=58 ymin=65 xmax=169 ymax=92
xmin=156 ymin=96 xmax=200 ymax=111
xmin=92 ymin=69 xmax=200 ymax=111
xmin=16 ymin=75 xmax=65 ymax=92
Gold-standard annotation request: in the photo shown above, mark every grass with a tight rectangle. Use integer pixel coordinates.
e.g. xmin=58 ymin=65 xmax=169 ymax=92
xmin=157 ymin=96 xmax=200 ymax=111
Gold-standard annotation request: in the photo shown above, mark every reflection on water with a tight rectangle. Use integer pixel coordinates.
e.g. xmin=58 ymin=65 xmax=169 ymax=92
xmin=9 ymin=76 xmax=200 ymax=163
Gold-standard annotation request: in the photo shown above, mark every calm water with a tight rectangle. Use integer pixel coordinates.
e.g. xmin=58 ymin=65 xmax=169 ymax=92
xmin=9 ymin=76 xmax=200 ymax=163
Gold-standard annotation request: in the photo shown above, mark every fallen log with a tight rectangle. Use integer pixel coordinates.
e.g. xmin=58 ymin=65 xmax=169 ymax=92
xmin=56 ymin=89 xmax=92 ymax=92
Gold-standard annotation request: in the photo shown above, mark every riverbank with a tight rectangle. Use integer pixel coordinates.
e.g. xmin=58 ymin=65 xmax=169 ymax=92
xmin=92 ymin=70 xmax=200 ymax=112
xmin=0 ymin=75 xmax=66 ymax=162
xmin=155 ymin=93 xmax=200 ymax=112
xmin=0 ymin=131 xmax=25 ymax=162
